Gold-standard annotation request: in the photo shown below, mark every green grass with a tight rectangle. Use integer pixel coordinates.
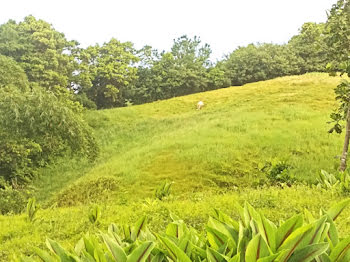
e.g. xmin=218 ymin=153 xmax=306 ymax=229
xmin=34 ymin=73 xmax=344 ymax=203
xmin=1 ymin=73 xmax=350 ymax=261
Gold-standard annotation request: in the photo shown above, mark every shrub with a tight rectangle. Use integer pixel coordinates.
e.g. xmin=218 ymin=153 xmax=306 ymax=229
xmin=0 ymin=87 xmax=98 ymax=185
xmin=155 ymin=181 xmax=173 ymax=200
xmin=0 ymin=188 xmax=31 ymax=215
xmin=260 ymin=160 xmax=295 ymax=185
xmin=19 ymin=199 xmax=350 ymax=261
xmin=317 ymin=170 xmax=350 ymax=194
xmin=54 ymin=176 xmax=119 ymax=207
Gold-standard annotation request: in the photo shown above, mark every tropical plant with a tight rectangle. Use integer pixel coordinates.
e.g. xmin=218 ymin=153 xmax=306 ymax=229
xmin=18 ymin=200 xmax=350 ymax=261
xmin=317 ymin=170 xmax=350 ymax=194
xmin=155 ymin=181 xmax=174 ymax=200
xmin=26 ymin=197 xmax=38 ymax=222
xmin=88 ymin=205 xmax=102 ymax=225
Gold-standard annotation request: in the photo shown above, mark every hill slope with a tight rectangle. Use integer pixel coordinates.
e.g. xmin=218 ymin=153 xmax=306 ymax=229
xmin=34 ymin=73 xmax=342 ymax=204
xmin=2 ymin=73 xmax=350 ymax=261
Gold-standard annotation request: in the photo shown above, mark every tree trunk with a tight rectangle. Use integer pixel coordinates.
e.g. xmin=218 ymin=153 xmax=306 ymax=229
xmin=340 ymin=107 xmax=350 ymax=171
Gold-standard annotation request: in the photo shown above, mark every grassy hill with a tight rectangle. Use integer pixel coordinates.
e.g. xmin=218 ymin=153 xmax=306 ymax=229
xmin=1 ymin=73 xmax=350 ymax=260
xmin=34 ymin=73 xmax=342 ymax=203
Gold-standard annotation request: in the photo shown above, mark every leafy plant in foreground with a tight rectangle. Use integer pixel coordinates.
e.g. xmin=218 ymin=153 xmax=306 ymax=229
xmin=18 ymin=199 xmax=350 ymax=261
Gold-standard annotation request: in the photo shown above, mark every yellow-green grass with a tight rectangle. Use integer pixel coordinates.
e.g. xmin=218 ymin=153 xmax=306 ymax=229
xmin=1 ymin=73 xmax=350 ymax=261
xmin=0 ymin=187 xmax=349 ymax=261
xmin=34 ymin=73 xmax=343 ymax=203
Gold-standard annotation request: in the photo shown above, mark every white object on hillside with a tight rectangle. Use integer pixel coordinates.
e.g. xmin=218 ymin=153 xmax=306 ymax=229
xmin=197 ymin=101 xmax=204 ymax=110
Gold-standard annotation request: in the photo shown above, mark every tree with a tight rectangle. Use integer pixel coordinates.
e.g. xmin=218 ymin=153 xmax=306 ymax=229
xmin=326 ymin=0 xmax=350 ymax=171
xmin=222 ymin=43 xmax=301 ymax=86
xmin=132 ymin=36 xmax=213 ymax=104
xmin=0 ymin=16 xmax=78 ymax=90
xmin=0 ymin=54 xmax=29 ymax=90
xmin=288 ymin=22 xmax=330 ymax=73
xmin=77 ymin=38 xmax=139 ymax=108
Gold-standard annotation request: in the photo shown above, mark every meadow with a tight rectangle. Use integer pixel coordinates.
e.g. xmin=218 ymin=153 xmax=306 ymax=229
xmin=1 ymin=73 xmax=350 ymax=261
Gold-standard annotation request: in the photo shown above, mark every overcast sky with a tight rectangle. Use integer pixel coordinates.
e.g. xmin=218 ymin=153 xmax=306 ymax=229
xmin=1 ymin=0 xmax=336 ymax=60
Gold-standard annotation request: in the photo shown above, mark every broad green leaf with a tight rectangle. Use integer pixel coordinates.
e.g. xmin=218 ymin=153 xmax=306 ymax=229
xmin=131 ymin=216 xmax=147 ymax=241
xmin=228 ymin=253 xmax=240 ymax=262
xmin=206 ymin=226 xmax=229 ymax=250
xmin=326 ymin=199 xmax=350 ymax=221
xmin=126 ymin=241 xmax=155 ymax=262
xmin=208 ymin=217 xmax=238 ymax=249
xmin=257 ymin=214 xmax=277 ymax=252
xmin=256 ymin=253 xmax=279 ymax=262
xmin=288 ymin=243 xmax=329 ymax=262
xmin=206 ymin=246 xmax=227 ymax=262
xmin=326 ymin=216 xmax=339 ymax=247
xmin=245 ymin=234 xmax=270 ymax=262
xmin=277 ymin=224 xmax=314 ymax=261
xmin=329 ymin=236 xmax=350 ymax=262
xmin=157 ymin=235 xmax=191 ymax=262
xmin=102 ymin=234 xmax=127 ymax=262
xmin=213 ymin=209 xmax=239 ymax=231
xmin=46 ymin=239 xmax=75 ymax=262
xmin=276 ymin=214 xmax=303 ymax=249
xmin=33 ymin=247 xmax=58 ymax=262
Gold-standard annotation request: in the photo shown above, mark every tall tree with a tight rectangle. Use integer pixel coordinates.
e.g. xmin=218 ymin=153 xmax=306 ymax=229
xmin=77 ymin=38 xmax=139 ymax=109
xmin=0 ymin=15 xmax=78 ymax=90
xmin=0 ymin=54 xmax=29 ymax=90
xmin=132 ymin=36 xmax=213 ymax=104
xmin=326 ymin=0 xmax=350 ymax=171
xmin=288 ymin=22 xmax=329 ymax=73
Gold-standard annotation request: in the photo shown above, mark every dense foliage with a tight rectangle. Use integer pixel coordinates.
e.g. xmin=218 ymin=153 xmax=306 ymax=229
xmin=18 ymin=200 xmax=350 ymax=261
xmin=0 ymin=87 xmax=98 ymax=186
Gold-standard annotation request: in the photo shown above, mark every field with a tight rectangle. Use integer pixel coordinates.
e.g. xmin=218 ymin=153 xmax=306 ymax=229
xmin=1 ymin=73 xmax=350 ymax=260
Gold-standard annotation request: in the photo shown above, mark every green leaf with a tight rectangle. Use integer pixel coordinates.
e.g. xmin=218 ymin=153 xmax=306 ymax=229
xmin=326 ymin=199 xmax=350 ymax=221
xmin=206 ymin=246 xmax=227 ymax=262
xmin=126 ymin=241 xmax=155 ymax=262
xmin=46 ymin=239 xmax=76 ymax=262
xmin=33 ymin=247 xmax=58 ymax=262
xmin=102 ymin=234 xmax=127 ymax=262
xmin=276 ymin=214 xmax=303 ymax=249
xmin=206 ymin=226 xmax=229 ymax=250
xmin=288 ymin=243 xmax=329 ymax=262
xmin=277 ymin=224 xmax=314 ymax=261
xmin=131 ymin=216 xmax=147 ymax=241
xmin=157 ymin=235 xmax=191 ymax=262
xmin=257 ymin=214 xmax=276 ymax=252
xmin=329 ymin=236 xmax=350 ymax=262
xmin=245 ymin=234 xmax=270 ymax=262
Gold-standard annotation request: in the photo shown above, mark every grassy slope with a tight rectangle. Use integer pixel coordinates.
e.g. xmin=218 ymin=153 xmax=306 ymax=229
xmin=1 ymin=73 xmax=350 ymax=260
xmin=34 ymin=73 xmax=342 ymax=203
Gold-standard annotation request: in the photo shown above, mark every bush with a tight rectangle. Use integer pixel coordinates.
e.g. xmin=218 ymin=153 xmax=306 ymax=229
xmin=0 ymin=188 xmax=31 ymax=215
xmin=0 ymin=87 xmax=98 ymax=185
xmin=260 ymin=160 xmax=295 ymax=185
xmin=54 ymin=176 xmax=119 ymax=207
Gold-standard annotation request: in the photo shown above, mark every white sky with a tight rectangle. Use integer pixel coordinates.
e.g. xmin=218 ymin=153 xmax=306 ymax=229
xmin=0 ymin=0 xmax=336 ymax=60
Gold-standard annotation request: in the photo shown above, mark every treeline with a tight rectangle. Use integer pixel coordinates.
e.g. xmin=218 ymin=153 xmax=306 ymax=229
xmin=0 ymin=17 xmax=330 ymax=110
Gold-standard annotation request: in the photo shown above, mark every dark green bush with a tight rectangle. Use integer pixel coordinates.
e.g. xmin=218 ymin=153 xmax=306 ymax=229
xmin=0 ymin=87 xmax=98 ymax=185
xmin=0 ymin=188 xmax=31 ymax=215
